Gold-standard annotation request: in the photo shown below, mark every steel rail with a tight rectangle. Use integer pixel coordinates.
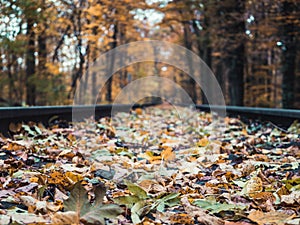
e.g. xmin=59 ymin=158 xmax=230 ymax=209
xmin=0 ymin=104 xmax=299 ymax=136
xmin=0 ymin=104 xmax=154 ymax=136
xmin=196 ymin=105 xmax=300 ymax=128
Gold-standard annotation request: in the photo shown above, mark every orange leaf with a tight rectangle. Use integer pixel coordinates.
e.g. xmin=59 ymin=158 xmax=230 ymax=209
xmin=161 ymin=147 xmax=176 ymax=161
xmin=170 ymin=213 xmax=194 ymax=224
xmin=197 ymin=138 xmax=209 ymax=147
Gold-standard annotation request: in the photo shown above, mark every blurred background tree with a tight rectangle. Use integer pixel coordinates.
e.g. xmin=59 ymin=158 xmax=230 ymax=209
xmin=0 ymin=0 xmax=299 ymax=108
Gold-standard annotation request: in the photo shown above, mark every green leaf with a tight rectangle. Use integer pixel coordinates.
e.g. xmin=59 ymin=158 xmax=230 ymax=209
xmin=160 ymin=193 xmax=180 ymax=202
xmin=33 ymin=125 xmax=42 ymax=135
xmin=131 ymin=213 xmax=141 ymax=224
xmin=81 ymin=204 xmax=123 ymax=225
xmin=95 ymin=204 xmax=123 ymax=219
xmin=232 ymin=180 xmax=246 ymax=188
xmin=193 ymin=199 xmax=246 ymax=214
xmin=116 ymin=149 xmax=134 ymax=158
xmin=93 ymin=183 xmax=106 ymax=207
xmin=150 ymin=193 xmax=180 ymax=212
xmin=22 ymin=125 xmax=35 ymax=136
xmin=164 ymin=196 xmax=180 ymax=207
xmin=125 ymin=180 xmax=148 ymax=199
xmin=131 ymin=201 xmax=148 ymax=224
xmin=157 ymin=202 xmax=165 ymax=212
xmin=113 ymin=195 xmax=141 ymax=206
xmin=193 ymin=199 xmax=215 ymax=209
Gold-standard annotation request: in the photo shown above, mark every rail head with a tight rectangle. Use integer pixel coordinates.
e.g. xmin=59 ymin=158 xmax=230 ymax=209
xmin=0 ymin=104 xmax=299 ymax=136
xmin=196 ymin=105 xmax=300 ymax=128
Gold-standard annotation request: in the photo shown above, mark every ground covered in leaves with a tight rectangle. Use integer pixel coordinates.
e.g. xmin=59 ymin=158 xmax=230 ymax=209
xmin=0 ymin=106 xmax=299 ymax=225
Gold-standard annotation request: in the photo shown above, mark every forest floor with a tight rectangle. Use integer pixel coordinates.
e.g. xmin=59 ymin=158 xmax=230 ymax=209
xmin=0 ymin=105 xmax=299 ymax=225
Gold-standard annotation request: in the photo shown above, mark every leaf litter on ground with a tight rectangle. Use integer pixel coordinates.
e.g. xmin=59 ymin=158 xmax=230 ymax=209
xmin=0 ymin=105 xmax=299 ymax=224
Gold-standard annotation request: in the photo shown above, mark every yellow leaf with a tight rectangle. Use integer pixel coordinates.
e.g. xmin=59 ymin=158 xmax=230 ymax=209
xmin=161 ymin=147 xmax=176 ymax=161
xmin=241 ymin=129 xmax=248 ymax=136
xmin=46 ymin=62 xmax=59 ymax=75
xmin=65 ymin=171 xmax=83 ymax=183
xmin=197 ymin=138 xmax=209 ymax=147
xmin=30 ymin=177 xmax=39 ymax=183
xmin=48 ymin=171 xmax=69 ymax=186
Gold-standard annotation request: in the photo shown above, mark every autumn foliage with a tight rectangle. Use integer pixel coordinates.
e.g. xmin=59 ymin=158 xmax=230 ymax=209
xmin=0 ymin=0 xmax=299 ymax=108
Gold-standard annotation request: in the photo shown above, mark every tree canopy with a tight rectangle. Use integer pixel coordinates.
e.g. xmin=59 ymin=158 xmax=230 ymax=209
xmin=0 ymin=0 xmax=299 ymax=108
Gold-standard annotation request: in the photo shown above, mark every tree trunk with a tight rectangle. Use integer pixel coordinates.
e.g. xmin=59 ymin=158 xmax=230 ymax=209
xmin=106 ymin=23 xmax=118 ymax=103
xmin=281 ymin=1 xmax=297 ymax=109
xmin=38 ymin=26 xmax=47 ymax=105
xmin=69 ymin=1 xmax=86 ymax=102
xmin=192 ymin=18 xmax=211 ymax=104
xmin=183 ymin=21 xmax=197 ymax=104
xmin=226 ymin=43 xmax=245 ymax=106
xmin=26 ymin=18 xmax=36 ymax=106
xmin=223 ymin=0 xmax=245 ymax=106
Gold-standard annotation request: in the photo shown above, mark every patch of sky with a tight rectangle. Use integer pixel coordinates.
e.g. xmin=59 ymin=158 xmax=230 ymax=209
xmin=247 ymin=15 xmax=255 ymax=23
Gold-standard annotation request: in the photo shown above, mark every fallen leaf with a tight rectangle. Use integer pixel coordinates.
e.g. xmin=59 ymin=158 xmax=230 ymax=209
xmin=64 ymin=182 xmax=122 ymax=225
xmin=52 ymin=211 xmax=79 ymax=225
xmin=181 ymin=196 xmax=224 ymax=225
xmin=245 ymin=176 xmax=263 ymax=197
xmin=198 ymin=138 xmax=209 ymax=147
xmin=161 ymin=147 xmax=176 ymax=161
xmin=248 ymin=210 xmax=295 ymax=225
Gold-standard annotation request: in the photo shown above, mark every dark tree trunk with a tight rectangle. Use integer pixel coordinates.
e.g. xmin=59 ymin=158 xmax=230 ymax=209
xmin=38 ymin=26 xmax=47 ymax=105
xmin=26 ymin=18 xmax=36 ymax=106
xmin=223 ymin=0 xmax=245 ymax=106
xmin=82 ymin=44 xmax=90 ymax=103
xmin=281 ymin=1 xmax=297 ymax=109
xmin=106 ymin=23 xmax=118 ymax=103
xmin=69 ymin=1 xmax=85 ymax=102
xmin=192 ymin=17 xmax=211 ymax=105
xmin=119 ymin=25 xmax=127 ymax=89
xmin=7 ymin=55 xmax=19 ymax=104
xmin=226 ymin=43 xmax=245 ymax=106
xmin=183 ymin=21 xmax=197 ymax=103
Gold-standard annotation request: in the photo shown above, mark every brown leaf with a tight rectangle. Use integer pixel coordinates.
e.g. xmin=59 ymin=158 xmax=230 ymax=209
xmin=248 ymin=210 xmax=295 ymax=225
xmin=224 ymin=222 xmax=252 ymax=225
xmin=245 ymin=177 xmax=263 ymax=197
xmin=170 ymin=213 xmax=194 ymax=224
xmin=51 ymin=211 xmax=79 ymax=225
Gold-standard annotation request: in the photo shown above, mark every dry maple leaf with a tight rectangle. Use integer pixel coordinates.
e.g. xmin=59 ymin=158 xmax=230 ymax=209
xmin=53 ymin=182 xmax=122 ymax=225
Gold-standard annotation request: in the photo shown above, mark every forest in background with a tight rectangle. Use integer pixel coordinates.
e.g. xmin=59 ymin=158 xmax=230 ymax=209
xmin=0 ymin=0 xmax=299 ymax=108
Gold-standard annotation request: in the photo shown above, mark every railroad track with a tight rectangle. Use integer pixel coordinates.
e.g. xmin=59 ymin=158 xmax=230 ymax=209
xmin=0 ymin=104 xmax=299 ymax=136
xmin=196 ymin=105 xmax=300 ymax=128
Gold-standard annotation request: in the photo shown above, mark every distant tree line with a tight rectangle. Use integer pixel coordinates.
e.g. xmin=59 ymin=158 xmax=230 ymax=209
xmin=0 ymin=0 xmax=299 ymax=108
